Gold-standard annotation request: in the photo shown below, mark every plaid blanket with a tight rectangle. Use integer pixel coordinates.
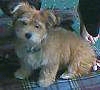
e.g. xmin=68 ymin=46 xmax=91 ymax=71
xmin=21 ymin=73 xmax=100 ymax=90
xmin=1 ymin=73 xmax=100 ymax=90
xmin=0 ymin=79 xmax=23 ymax=90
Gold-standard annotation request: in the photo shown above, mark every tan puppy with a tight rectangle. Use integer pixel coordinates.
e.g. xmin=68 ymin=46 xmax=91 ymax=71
xmin=12 ymin=2 xmax=96 ymax=87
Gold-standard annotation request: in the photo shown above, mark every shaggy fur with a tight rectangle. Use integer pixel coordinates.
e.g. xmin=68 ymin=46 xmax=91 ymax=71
xmin=13 ymin=2 xmax=96 ymax=87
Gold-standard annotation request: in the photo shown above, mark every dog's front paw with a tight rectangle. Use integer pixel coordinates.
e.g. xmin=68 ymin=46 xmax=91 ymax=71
xmin=60 ymin=73 xmax=75 ymax=79
xmin=14 ymin=69 xmax=30 ymax=79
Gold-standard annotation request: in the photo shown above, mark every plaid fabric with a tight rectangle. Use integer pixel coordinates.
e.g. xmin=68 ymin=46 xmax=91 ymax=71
xmin=21 ymin=73 xmax=100 ymax=90
xmin=93 ymin=39 xmax=100 ymax=60
xmin=0 ymin=79 xmax=23 ymax=90
xmin=0 ymin=17 xmax=13 ymax=38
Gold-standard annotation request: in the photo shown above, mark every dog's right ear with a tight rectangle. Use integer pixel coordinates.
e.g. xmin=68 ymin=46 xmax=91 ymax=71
xmin=11 ymin=2 xmax=36 ymax=18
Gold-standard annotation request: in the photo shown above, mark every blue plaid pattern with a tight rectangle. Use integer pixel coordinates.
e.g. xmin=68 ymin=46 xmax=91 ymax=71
xmin=21 ymin=73 xmax=100 ymax=90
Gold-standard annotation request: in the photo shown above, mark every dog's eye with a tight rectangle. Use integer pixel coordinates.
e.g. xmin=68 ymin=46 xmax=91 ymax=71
xmin=17 ymin=18 xmax=28 ymax=25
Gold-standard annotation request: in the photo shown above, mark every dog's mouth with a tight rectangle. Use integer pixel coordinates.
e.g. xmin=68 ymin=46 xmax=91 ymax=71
xmin=26 ymin=45 xmax=41 ymax=53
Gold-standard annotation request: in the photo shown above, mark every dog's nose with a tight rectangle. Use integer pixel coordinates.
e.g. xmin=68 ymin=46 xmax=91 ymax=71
xmin=25 ymin=33 xmax=32 ymax=39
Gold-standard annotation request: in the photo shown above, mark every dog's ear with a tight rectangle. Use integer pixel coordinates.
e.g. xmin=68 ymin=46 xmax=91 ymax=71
xmin=46 ymin=10 xmax=61 ymax=27
xmin=11 ymin=2 xmax=35 ymax=18
xmin=46 ymin=10 xmax=57 ymax=27
xmin=40 ymin=10 xmax=60 ymax=28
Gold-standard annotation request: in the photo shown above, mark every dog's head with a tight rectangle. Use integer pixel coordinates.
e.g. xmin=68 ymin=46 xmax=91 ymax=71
xmin=12 ymin=2 xmax=57 ymax=44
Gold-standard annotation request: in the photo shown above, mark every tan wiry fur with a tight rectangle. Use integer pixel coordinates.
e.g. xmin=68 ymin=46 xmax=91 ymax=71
xmin=13 ymin=2 xmax=96 ymax=87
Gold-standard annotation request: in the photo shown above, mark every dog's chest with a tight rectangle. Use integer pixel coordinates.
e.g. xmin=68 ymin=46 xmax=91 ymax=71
xmin=16 ymin=43 xmax=42 ymax=69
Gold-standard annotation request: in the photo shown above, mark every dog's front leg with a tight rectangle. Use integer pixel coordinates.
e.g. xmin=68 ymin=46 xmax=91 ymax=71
xmin=38 ymin=63 xmax=59 ymax=87
xmin=15 ymin=61 xmax=32 ymax=79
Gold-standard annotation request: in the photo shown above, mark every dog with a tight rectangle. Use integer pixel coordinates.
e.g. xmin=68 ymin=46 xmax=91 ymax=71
xmin=12 ymin=2 xmax=96 ymax=87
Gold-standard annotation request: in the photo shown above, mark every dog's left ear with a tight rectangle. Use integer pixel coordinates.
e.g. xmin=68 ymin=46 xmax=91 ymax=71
xmin=46 ymin=10 xmax=57 ymax=27
xmin=40 ymin=10 xmax=60 ymax=28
